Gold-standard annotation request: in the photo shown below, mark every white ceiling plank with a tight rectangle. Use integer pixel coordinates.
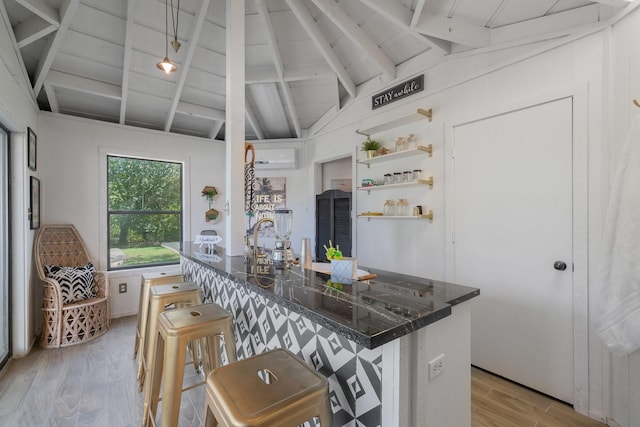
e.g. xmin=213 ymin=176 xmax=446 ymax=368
xmin=32 ymin=0 xmax=81 ymax=95
xmin=410 ymin=0 xmax=426 ymax=28
xmin=46 ymin=70 xmax=122 ymax=100
xmin=164 ymin=0 xmax=210 ymax=131
xmin=14 ymin=16 xmax=58 ymax=48
xmin=256 ymin=0 xmax=301 ymax=137
xmin=15 ymin=0 xmax=59 ymax=26
xmin=491 ymin=4 xmax=602 ymax=46
xmin=310 ymin=0 xmax=395 ymax=79
xmin=414 ymin=11 xmax=491 ymax=48
xmin=208 ymin=121 xmax=224 ymax=139
xmin=119 ymin=0 xmax=135 ymax=124
xmin=245 ymin=103 xmax=265 ymax=140
xmin=358 ymin=0 xmax=450 ymax=55
xmin=589 ymin=0 xmax=631 ymax=8
xmin=43 ymin=82 xmax=59 ymax=112
xmin=176 ymin=101 xmax=225 ymax=121
xmin=285 ymin=0 xmax=356 ymax=97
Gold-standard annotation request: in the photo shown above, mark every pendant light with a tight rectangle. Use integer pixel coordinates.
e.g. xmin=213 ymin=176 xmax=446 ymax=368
xmin=157 ymin=0 xmax=177 ymax=74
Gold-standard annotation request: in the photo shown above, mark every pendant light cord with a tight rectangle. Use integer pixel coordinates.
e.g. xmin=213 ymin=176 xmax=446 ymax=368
xmin=170 ymin=0 xmax=180 ymax=44
xmin=164 ymin=0 xmax=169 ymax=57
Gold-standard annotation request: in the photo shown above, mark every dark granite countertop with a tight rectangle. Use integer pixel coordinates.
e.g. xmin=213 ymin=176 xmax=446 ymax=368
xmin=179 ymin=242 xmax=479 ymax=349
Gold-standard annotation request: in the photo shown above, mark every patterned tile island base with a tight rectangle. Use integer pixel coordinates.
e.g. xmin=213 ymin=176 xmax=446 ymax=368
xmin=180 ymin=245 xmax=478 ymax=427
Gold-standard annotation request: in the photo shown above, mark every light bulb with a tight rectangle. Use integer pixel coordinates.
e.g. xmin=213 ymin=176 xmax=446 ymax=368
xmin=156 ymin=57 xmax=176 ymax=74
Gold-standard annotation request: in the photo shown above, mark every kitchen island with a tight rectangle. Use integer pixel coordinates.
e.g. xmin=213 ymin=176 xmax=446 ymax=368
xmin=179 ymin=242 xmax=479 ymax=427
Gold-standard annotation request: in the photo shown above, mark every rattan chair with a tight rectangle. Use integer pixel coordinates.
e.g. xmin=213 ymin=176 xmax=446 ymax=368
xmin=35 ymin=224 xmax=110 ymax=348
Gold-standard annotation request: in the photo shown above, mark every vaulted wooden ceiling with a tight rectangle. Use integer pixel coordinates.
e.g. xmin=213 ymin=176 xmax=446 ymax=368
xmin=1 ymin=0 xmax=631 ymax=141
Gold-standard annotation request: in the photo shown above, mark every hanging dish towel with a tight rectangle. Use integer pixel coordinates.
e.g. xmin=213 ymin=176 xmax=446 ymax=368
xmin=593 ymin=115 xmax=640 ymax=356
xmin=244 ymin=143 xmax=256 ymax=216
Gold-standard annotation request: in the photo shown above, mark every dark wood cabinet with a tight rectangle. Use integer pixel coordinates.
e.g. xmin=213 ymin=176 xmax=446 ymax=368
xmin=315 ymin=190 xmax=352 ymax=262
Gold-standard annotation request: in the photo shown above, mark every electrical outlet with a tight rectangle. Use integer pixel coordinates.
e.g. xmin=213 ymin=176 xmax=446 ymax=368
xmin=118 ymin=283 xmax=127 ymax=293
xmin=429 ymin=354 xmax=444 ymax=380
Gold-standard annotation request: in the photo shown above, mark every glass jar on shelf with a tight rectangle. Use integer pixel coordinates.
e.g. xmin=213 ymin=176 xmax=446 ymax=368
xmin=384 ymin=199 xmax=396 ymax=216
xmin=396 ymin=136 xmax=407 ymax=152
xmin=384 ymin=174 xmax=393 ymax=185
xmin=403 ymin=171 xmax=412 ymax=182
xmin=393 ymin=172 xmax=402 ymax=183
xmin=407 ymin=134 xmax=417 ymax=150
xmin=412 ymin=169 xmax=422 ymax=181
xmin=397 ymin=198 xmax=409 ymax=216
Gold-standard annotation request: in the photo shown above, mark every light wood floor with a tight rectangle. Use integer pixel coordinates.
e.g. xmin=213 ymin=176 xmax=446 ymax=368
xmin=0 ymin=316 xmax=607 ymax=427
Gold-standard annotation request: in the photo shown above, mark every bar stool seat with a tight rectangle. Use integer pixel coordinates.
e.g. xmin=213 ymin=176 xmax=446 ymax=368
xmin=144 ymin=303 xmax=237 ymax=427
xmin=204 ymin=348 xmax=332 ymax=427
xmin=133 ymin=271 xmax=183 ymax=367
xmin=139 ymin=282 xmax=202 ymax=394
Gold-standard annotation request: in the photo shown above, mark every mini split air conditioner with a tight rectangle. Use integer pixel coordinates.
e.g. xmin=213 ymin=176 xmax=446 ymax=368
xmin=253 ymin=148 xmax=296 ymax=170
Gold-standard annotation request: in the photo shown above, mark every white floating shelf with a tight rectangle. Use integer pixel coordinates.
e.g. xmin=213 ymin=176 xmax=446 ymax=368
xmin=358 ymin=145 xmax=433 ymax=166
xmin=358 ymin=210 xmax=434 ymax=222
xmin=356 ymin=108 xmax=433 ymax=136
xmin=357 ymin=177 xmax=434 ymax=192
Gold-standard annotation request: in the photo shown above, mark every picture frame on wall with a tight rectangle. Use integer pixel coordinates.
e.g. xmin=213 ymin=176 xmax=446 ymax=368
xmin=27 ymin=127 xmax=37 ymax=171
xmin=30 ymin=176 xmax=40 ymax=229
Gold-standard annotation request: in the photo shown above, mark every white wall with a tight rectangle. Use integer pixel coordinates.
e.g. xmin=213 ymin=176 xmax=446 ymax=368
xmin=37 ymin=115 xmax=310 ymax=318
xmin=307 ymin=27 xmax=610 ymax=422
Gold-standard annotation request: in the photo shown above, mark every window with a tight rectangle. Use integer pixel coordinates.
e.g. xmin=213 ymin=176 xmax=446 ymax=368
xmin=107 ymin=155 xmax=182 ymax=270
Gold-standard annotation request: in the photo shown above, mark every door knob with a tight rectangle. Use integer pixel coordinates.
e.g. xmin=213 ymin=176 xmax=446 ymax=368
xmin=554 ymin=261 xmax=567 ymax=271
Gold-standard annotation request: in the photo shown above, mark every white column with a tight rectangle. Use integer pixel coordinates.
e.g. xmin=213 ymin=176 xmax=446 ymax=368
xmin=224 ymin=0 xmax=245 ymax=256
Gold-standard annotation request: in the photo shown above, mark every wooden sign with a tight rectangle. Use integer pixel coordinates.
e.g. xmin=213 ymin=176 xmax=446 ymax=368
xmin=372 ymin=74 xmax=424 ymax=109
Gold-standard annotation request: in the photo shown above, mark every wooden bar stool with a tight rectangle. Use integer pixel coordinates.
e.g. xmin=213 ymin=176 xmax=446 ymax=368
xmin=139 ymin=282 xmax=202 ymax=393
xmin=144 ymin=303 xmax=237 ymax=427
xmin=203 ymin=348 xmax=332 ymax=427
xmin=133 ymin=271 xmax=183 ymax=365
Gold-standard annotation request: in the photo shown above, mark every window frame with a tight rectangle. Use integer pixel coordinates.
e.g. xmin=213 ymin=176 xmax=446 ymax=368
xmin=106 ymin=154 xmax=184 ymax=271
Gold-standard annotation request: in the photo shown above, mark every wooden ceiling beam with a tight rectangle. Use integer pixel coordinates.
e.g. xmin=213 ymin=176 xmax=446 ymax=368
xmin=32 ymin=0 xmax=80 ymax=95
xmin=589 ymin=0 xmax=631 ymax=8
xmin=164 ymin=0 xmax=210 ymax=131
xmin=45 ymin=70 xmax=122 ymax=100
xmin=176 ymin=101 xmax=225 ymax=121
xmin=414 ymin=11 xmax=490 ymax=48
xmin=311 ymin=0 xmax=395 ymax=79
xmin=358 ymin=0 xmax=450 ymax=55
xmin=15 ymin=0 xmax=59 ymax=26
xmin=245 ymin=102 xmax=265 ymax=140
xmin=255 ymin=0 xmax=300 ymax=138
xmin=119 ymin=0 xmax=135 ymax=124
xmin=14 ymin=16 xmax=57 ymax=48
xmin=285 ymin=0 xmax=356 ymax=97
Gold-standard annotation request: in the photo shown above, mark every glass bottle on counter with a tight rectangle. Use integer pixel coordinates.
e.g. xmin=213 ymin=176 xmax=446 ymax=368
xmin=384 ymin=199 xmax=396 ymax=216
xmin=397 ymin=198 xmax=409 ymax=216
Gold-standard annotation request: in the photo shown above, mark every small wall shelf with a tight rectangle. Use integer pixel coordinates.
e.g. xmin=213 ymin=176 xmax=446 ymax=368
xmin=358 ymin=145 xmax=432 ymax=168
xmin=358 ymin=210 xmax=434 ymax=222
xmin=356 ymin=108 xmax=433 ymax=137
xmin=357 ymin=177 xmax=434 ymax=193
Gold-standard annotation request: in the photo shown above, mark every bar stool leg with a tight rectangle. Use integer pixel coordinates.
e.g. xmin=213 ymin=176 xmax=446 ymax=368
xmin=160 ymin=334 xmax=188 ymax=427
xmin=142 ymin=330 xmax=165 ymax=427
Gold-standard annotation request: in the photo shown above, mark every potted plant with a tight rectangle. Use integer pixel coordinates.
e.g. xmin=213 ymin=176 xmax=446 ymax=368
xmin=361 ymin=137 xmax=381 ymax=158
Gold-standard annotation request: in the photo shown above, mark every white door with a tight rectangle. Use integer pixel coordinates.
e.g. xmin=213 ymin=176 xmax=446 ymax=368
xmin=451 ymin=97 xmax=574 ymax=403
